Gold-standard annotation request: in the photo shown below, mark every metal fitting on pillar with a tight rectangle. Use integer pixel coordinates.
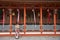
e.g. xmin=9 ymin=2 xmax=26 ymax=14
xmin=54 ymin=9 xmax=57 ymax=14
xmin=47 ymin=9 xmax=49 ymax=12
xmin=2 ymin=9 xmax=4 ymax=12
xmin=17 ymin=9 xmax=19 ymax=12
xmin=9 ymin=9 xmax=12 ymax=14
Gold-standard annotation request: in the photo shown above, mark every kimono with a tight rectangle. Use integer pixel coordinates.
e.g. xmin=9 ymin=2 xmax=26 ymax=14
xmin=15 ymin=24 xmax=19 ymax=38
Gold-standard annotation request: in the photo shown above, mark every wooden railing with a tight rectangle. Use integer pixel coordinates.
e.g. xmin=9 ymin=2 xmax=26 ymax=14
xmin=0 ymin=7 xmax=59 ymax=36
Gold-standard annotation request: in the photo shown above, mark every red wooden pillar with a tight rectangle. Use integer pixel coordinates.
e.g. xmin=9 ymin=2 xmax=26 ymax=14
xmin=24 ymin=7 xmax=26 ymax=34
xmin=47 ymin=9 xmax=51 ymax=24
xmin=54 ymin=9 xmax=57 ymax=34
xmin=17 ymin=9 xmax=20 ymax=24
xmin=40 ymin=7 xmax=42 ymax=34
xmin=2 ymin=9 xmax=5 ymax=31
xmin=9 ymin=9 xmax=12 ymax=35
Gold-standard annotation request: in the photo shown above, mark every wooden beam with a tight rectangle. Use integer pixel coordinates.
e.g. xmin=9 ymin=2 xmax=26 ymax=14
xmin=0 ymin=34 xmax=60 ymax=36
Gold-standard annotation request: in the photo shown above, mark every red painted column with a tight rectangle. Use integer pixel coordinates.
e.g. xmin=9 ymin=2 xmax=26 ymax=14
xmin=54 ymin=9 xmax=57 ymax=34
xmin=9 ymin=9 xmax=12 ymax=35
xmin=24 ymin=7 xmax=26 ymax=34
xmin=17 ymin=9 xmax=20 ymax=24
xmin=40 ymin=7 xmax=42 ymax=34
xmin=2 ymin=9 xmax=5 ymax=31
xmin=47 ymin=9 xmax=51 ymax=24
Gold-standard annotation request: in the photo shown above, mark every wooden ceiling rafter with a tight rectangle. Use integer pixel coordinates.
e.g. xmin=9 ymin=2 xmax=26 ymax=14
xmin=0 ymin=1 xmax=60 ymax=9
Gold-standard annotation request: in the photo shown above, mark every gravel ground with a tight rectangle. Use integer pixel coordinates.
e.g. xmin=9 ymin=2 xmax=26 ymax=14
xmin=0 ymin=36 xmax=60 ymax=40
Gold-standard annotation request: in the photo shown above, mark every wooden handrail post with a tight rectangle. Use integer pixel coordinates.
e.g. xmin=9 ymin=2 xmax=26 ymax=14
xmin=40 ymin=7 xmax=42 ymax=34
xmin=24 ymin=7 xmax=26 ymax=34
